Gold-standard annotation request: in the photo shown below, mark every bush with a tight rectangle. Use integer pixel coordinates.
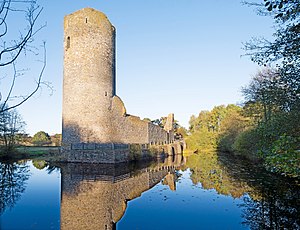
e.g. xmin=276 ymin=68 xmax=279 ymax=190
xmin=233 ymin=128 xmax=259 ymax=159
xmin=265 ymin=135 xmax=300 ymax=177
xmin=31 ymin=131 xmax=51 ymax=146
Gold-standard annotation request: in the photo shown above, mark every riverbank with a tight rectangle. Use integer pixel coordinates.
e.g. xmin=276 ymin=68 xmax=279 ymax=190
xmin=0 ymin=146 xmax=60 ymax=161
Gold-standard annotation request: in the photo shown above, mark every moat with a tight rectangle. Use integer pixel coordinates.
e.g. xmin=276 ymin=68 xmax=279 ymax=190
xmin=0 ymin=152 xmax=299 ymax=230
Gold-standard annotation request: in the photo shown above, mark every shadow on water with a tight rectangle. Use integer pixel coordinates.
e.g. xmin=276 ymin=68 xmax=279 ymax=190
xmin=55 ymin=155 xmax=185 ymax=230
xmin=216 ymin=152 xmax=300 ymax=230
xmin=0 ymin=160 xmax=30 ymax=215
xmin=185 ymin=151 xmax=299 ymax=229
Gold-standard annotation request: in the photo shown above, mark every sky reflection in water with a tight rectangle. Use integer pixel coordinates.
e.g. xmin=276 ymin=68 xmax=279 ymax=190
xmin=0 ymin=153 xmax=299 ymax=230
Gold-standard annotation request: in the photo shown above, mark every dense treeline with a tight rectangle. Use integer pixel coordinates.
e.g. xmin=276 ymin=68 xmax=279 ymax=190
xmin=187 ymin=68 xmax=299 ymax=178
xmin=186 ymin=0 xmax=300 ymax=178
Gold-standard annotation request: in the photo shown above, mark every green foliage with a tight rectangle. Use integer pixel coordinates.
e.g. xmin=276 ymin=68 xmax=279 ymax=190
xmin=50 ymin=134 xmax=61 ymax=146
xmin=32 ymin=160 xmax=47 ymax=170
xmin=186 ymin=128 xmax=217 ymax=151
xmin=186 ymin=152 xmax=250 ymax=198
xmin=185 ymin=1 xmax=300 ymax=178
xmin=175 ymin=126 xmax=188 ymax=139
xmin=218 ymin=107 xmax=250 ymax=152
xmin=244 ymin=1 xmax=300 ymax=112
xmin=143 ymin=118 xmax=151 ymax=122
xmin=187 ymin=100 xmax=300 ymax=177
xmin=233 ymin=128 xmax=260 ymax=159
xmin=151 ymin=117 xmax=167 ymax=128
xmin=187 ymin=104 xmax=246 ymax=152
xmin=264 ymin=135 xmax=300 ymax=177
xmin=31 ymin=131 xmax=51 ymax=146
xmin=239 ymin=64 xmax=300 ymax=177
xmin=244 ymin=0 xmax=300 ymax=69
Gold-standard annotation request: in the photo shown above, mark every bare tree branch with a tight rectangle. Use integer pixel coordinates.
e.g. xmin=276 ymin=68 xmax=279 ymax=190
xmin=0 ymin=41 xmax=47 ymax=113
xmin=0 ymin=0 xmax=48 ymax=114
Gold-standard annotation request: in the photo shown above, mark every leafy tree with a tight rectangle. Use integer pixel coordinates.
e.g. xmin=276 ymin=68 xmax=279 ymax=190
xmin=187 ymin=105 xmax=245 ymax=152
xmin=265 ymin=134 xmax=300 ymax=177
xmin=175 ymin=126 xmax=188 ymax=139
xmin=0 ymin=105 xmax=26 ymax=152
xmin=242 ymin=68 xmax=283 ymax=121
xmin=243 ymin=0 xmax=300 ymax=111
xmin=31 ymin=131 xmax=51 ymax=146
xmin=50 ymin=134 xmax=61 ymax=146
xmin=218 ymin=106 xmax=251 ymax=153
xmin=189 ymin=111 xmax=210 ymax=132
xmin=151 ymin=117 xmax=167 ymax=128
xmin=0 ymin=0 xmax=48 ymax=114
xmin=244 ymin=0 xmax=300 ymax=66
xmin=186 ymin=128 xmax=218 ymax=151
xmin=240 ymin=1 xmax=300 ymax=177
xmin=210 ymin=105 xmax=229 ymax=132
xmin=233 ymin=128 xmax=260 ymax=158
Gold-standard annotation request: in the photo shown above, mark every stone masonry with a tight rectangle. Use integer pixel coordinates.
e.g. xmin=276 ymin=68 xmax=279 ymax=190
xmin=62 ymin=8 xmax=180 ymax=163
xmin=60 ymin=155 xmax=185 ymax=230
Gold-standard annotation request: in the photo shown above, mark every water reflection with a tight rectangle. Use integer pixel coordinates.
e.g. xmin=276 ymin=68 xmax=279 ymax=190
xmin=0 ymin=153 xmax=298 ymax=229
xmin=0 ymin=161 xmax=30 ymax=215
xmin=185 ymin=152 xmax=300 ymax=229
xmin=217 ymin=153 xmax=300 ymax=230
xmin=58 ymin=155 xmax=185 ymax=230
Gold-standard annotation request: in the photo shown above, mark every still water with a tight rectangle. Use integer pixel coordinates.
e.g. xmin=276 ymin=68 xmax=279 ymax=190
xmin=0 ymin=152 xmax=299 ymax=230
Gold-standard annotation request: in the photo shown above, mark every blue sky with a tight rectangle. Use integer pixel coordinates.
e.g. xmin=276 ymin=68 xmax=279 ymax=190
xmin=8 ymin=0 xmax=274 ymax=135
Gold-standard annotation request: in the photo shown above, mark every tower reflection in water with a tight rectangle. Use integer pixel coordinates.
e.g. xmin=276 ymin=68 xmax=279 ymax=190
xmin=59 ymin=155 xmax=185 ymax=230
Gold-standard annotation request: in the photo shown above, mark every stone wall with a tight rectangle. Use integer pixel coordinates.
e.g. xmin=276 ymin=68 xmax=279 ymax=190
xmin=148 ymin=122 xmax=168 ymax=145
xmin=110 ymin=96 xmax=149 ymax=144
xmin=63 ymin=8 xmax=116 ymax=145
xmin=59 ymin=160 xmax=182 ymax=230
xmin=62 ymin=8 xmax=177 ymax=163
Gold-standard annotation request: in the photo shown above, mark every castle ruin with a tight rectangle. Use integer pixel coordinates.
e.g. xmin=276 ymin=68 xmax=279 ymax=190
xmin=62 ymin=8 xmax=183 ymax=163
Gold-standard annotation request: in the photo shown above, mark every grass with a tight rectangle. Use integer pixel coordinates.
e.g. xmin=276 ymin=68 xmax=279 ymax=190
xmin=0 ymin=146 xmax=60 ymax=161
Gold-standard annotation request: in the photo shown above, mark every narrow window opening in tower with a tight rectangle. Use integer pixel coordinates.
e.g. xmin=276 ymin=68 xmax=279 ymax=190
xmin=66 ymin=36 xmax=70 ymax=49
xmin=85 ymin=18 xmax=88 ymax=23
xmin=105 ymin=91 xmax=107 ymax=96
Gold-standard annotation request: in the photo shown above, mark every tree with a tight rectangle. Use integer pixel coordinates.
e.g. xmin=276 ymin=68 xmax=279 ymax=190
xmin=50 ymin=134 xmax=61 ymax=146
xmin=242 ymin=68 xmax=281 ymax=121
xmin=175 ymin=126 xmax=188 ymax=139
xmin=151 ymin=117 xmax=167 ymax=128
xmin=243 ymin=1 xmax=300 ymax=111
xmin=244 ymin=0 xmax=300 ymax=64
xmin=31 ymin=131 xmax=51 ymax=146
xmin=218 ymin=106 xmax=251 ymax=153
xmin=0 ymin=162 xmax=30 ymax=214
xmin=0 ymin=105 xmax=26 ymax=152
xmin=0 ymin=0 xmax=47 ymax=114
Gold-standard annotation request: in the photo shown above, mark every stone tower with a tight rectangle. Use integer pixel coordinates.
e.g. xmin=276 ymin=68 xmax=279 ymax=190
xmin=61 ymin=8 xmax=181 ymax=162
xmin=62 ymin=8 xmax=116 ymax=147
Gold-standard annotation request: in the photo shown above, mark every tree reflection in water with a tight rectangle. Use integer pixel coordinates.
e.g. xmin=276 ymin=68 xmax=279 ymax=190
xmin=218 ymin=155 xmax=300 ymax=230
xmin=0 ymin=161 xmax=30 ymax=214
xmin=185 ymin=151 xmax=299 ymax=229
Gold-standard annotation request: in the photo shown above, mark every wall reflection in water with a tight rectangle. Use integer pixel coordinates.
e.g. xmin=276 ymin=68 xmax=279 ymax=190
xmin=58 ymin=155 xmax=185 ymax=230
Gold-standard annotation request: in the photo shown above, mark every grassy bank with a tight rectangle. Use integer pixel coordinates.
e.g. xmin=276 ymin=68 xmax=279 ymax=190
xmin=0 ymin=146 xmax=60 ymax=161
